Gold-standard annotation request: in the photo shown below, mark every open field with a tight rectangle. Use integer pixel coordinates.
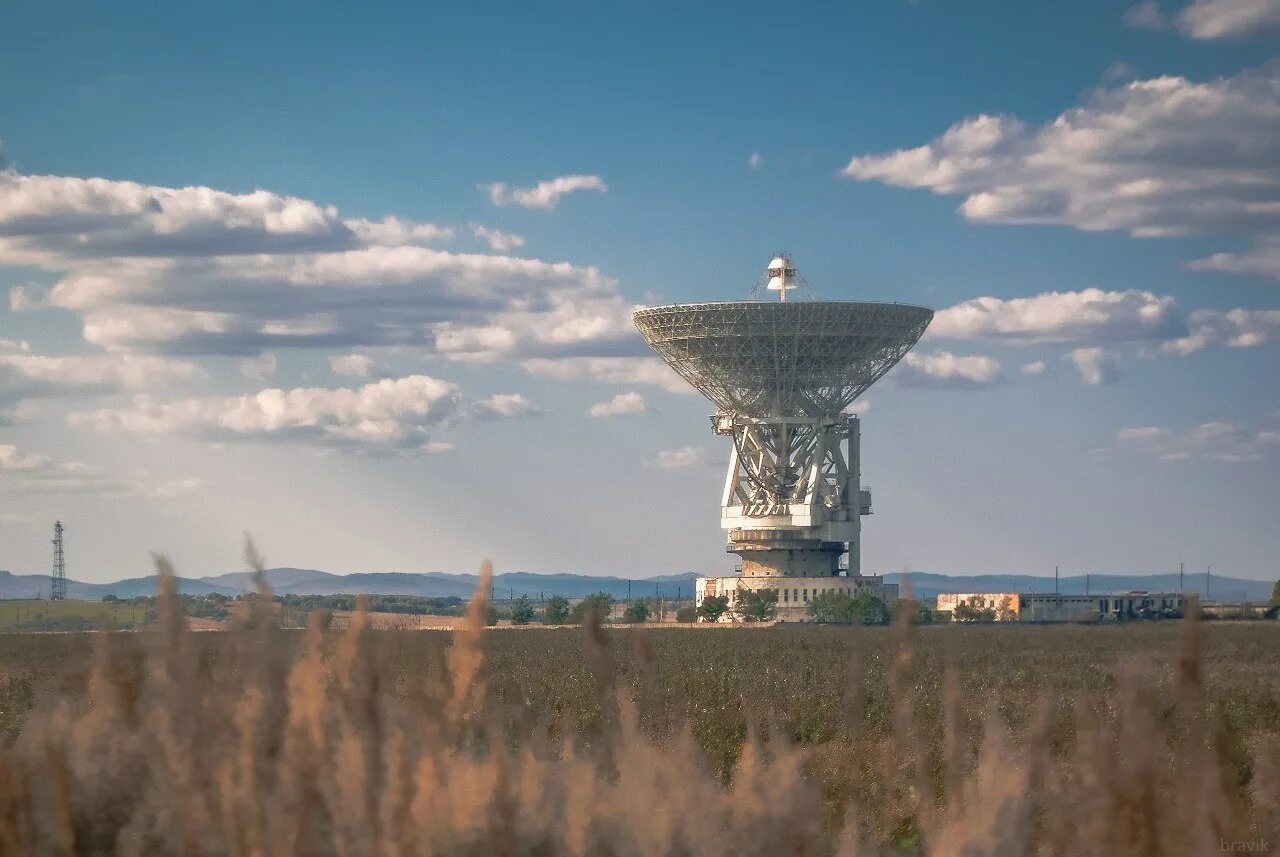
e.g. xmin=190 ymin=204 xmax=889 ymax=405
xmin=0 ymin=598 xmax=151 ymax=632
xmin=0 ymin=582 xmax=1278 ymax=854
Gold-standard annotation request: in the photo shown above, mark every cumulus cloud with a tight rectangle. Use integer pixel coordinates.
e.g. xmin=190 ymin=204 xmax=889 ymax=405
xmin=0 ymin=171 xmax=637 ymax=366
xmin=893 ymin=350 xmax=1003 ymax=389
xmin=470 ymin=393 xmax=542 ymax=421
xmin=1156 ymin=307 xmax=1280 ymax=354
xmin=1114 ymin=419 xmax=1276 ymax=462
xmin=0 ymin=338 xmax=202 ymax=405
xmin=843 ymin=62 xmax=1280 ymax=278
xmin=588 ymin=391 xmax=647 ymax=418
xmin=1127 ymin=0 xmax=1280 ymax=38
xmin=480 ymin=175 xmax=607 ymax=210
xmin=1191 ymin=239 xmax=1280 ymax=281
xmin=1021 ymin=360 xmax=1048 ymax=375
xmin=1067 ymin=347 xmax=1122 ymax=385
xmin=930 ymin=289 xmax=1184 ymax=345
xmin=469 ymin=223 xmax=525 ymax=253
xmin=329 ymin=353 xmax=377 ymax=377
xmin=69 ymin=375 xmax=475 ymax=452
xmin=0 ymin=173 xmax=444 ymax=261
xmin=648 ymin=446 xmax=710 ymax=469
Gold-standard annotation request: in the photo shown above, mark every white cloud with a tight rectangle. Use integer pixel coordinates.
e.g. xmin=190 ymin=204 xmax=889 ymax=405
xmin=240 ymin=352 xmax=277 ymax=382
xmin=0 ymin=171 xmax=638 ymax=367
xmin=1124 ymin=1 xmax=1169 ymax=29
xmin=1157 ymin=308 xmax=1280 ymax=354
xmin=470 ymin=393 xmax=542 ymax=420
xmin=469 ymin=223 xmax=525 ymax=253
xmin=0 ymin=173 xmax=440 ymax=260
xmin=930 ymin=289 xmax=1183 ymax=345
xmin=894 ymin=351 xmax=1003 ymax=389
xmin=1190 ymin=239 xmax=1280 ymax=281
xmin=480 ymin=175 xmax=608 ymax=210
xmin=329 ymin=353 xmax=377 ymax=377
xmin=1177 ymin=0 xmax=1280 ymax=38
xmin=588 ymin=392 xmax=647 ymax=418
xmin=1021 ymin=360 xmax=1048 ymax=375
xmin=649 ymin=446 xmax=709 ymax=469
xmin=1067 ymin=347 xmax=1121 ymax=385
xmin=748 ymin=152 xmax=764 ymax=169
xmin=0 ymin=339 xmax=202 ymax=404
xmin=522 ymin=356 xmax=691 ymax=394
xmin=345 ymin=216 xmax=453 ymax=246
xmin=1116 ymin=419 xmax=1277 ymax=462
xmin=69 ymin=375 xmax=469 ymax=452
xmin=843 ymin=62 xmax=1280 ymax=278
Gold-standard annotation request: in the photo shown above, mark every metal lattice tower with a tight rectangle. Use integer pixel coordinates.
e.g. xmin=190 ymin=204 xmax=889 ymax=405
xmin=51 ymin=520 xmax=67 ymax=601
xmin=633 ymin=256 xmax=932 ymax=578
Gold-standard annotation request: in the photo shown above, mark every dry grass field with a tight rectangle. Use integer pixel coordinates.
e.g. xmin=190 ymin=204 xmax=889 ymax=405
xmin=0 ymin=560 xmax=1277 ymax=854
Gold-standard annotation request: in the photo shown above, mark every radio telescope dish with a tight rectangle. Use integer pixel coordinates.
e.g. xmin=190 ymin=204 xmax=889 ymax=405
xmin=632 ymin=300 xmax=932 ymax=418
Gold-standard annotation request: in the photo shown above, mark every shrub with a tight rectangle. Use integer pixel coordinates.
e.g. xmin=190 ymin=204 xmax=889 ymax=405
xmin=510 ymin=594 xmax=535 ymax=625
xmin=697 ymin=594 xmax=730 ymax=622
xmin=570 ymin=591 xmax=615 ymax=624
xmin=622 ymin=599 xmax=651 ymax=623
xmin=543 ymin=595 xmax=570 ymax=625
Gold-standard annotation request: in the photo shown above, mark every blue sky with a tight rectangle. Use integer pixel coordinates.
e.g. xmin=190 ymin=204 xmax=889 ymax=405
xmin=1 ymin=0 xmax=1277 ymax=582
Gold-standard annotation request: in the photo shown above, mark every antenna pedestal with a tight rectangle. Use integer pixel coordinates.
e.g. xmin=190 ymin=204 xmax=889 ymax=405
xmin=718 ymin=413 xmax=869 ymax=577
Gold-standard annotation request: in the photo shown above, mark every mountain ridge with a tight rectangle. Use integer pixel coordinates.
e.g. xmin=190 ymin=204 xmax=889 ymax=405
xmin=0 ymin=567 xmax=1272 ymax=601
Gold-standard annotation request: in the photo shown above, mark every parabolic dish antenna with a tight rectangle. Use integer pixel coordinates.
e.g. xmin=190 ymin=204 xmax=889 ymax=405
xmin=632 ymin=299 xmax=932 ymax=419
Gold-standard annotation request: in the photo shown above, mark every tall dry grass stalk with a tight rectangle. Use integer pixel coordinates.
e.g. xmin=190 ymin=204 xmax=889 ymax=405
xmin=0 ymin=557 xmax=1275 ymax=856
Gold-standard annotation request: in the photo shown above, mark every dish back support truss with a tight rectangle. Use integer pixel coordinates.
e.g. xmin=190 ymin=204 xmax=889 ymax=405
xmin=718 ymin=415 xmax=859 ymax=517
xmin=631 ymin=301 xmax=933 ymax=419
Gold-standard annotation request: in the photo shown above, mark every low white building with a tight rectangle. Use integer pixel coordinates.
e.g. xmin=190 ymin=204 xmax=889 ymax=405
xmin=695 ymin=574 xmax=898 ymax=622
xmin=1019 ymin=591 xmax=1186 ymax=622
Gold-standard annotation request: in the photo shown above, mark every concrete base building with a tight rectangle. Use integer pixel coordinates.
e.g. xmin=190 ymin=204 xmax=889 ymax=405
xmin=696 ymin=573 xmax=898 ymax=622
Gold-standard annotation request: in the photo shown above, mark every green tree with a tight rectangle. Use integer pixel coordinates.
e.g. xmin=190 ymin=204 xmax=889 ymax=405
xmin=675 ymin=604 xmax=698 ymax=623
xmin=510 ymin=594 xmax=535 ymax=625
xmin=807 ymin=591 xmax=853 ymax=623
xmin=1271 ymin=578 xmax=1280 ymax=606
xmin=698 ymin=595 xmax=730 ymax=623
xmin=846 ymin=593 xmax=889 ymax=625
xmin=913 ymin=602 xmax=936 ymax=625
xmin=953 ymin=601 xmax=996 ymax=623
xmin=543 ymin=595 xmax=570 ymax=625
xmin=735 ymin=589 xmax=779 ymax=622
xmin=622 ymin=600 xmax=651 ymax=623
xmin=570 ymin=592 xmax=616 ymax=624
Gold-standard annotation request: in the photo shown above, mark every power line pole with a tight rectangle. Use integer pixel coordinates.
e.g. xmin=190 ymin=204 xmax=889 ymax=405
xmin=1054 ymin=565 xmax=1059 ymax=595
xmin=1206 ymin=565 xmax=1212 ymax=601
xmin=50 ymin=521 xmax=67 ymax=601
xmin=1179 ymin=561 xmax=1184 ymax=594
xmin=1085 ymin=574 xmax=1090 ymax=595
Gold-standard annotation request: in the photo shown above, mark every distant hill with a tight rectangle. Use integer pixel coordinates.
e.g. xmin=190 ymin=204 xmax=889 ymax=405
xmin=1 ymin=567 xmax=1273 ymax=603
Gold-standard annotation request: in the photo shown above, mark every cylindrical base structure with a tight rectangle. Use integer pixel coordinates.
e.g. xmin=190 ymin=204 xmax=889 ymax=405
xmin=730 ymin=528 xmax=845 ymax=577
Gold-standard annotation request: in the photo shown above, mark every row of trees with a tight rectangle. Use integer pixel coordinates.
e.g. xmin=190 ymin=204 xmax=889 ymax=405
xmin=506 ymin=592 xmax=692 ymax=625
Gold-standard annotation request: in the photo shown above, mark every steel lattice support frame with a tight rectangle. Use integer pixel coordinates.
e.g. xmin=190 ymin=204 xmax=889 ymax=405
xmin=51 ymin=520 xmax=66 ymax=601
xmin=717 ymin=414 xmax=869 ymax=577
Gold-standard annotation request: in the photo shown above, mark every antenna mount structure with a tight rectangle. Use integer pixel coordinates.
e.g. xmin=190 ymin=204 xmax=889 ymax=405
xmin=634 ymin=255 xmax=932 ymax=578
xmin=51 ymin=520 xmax=67 ymax=601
